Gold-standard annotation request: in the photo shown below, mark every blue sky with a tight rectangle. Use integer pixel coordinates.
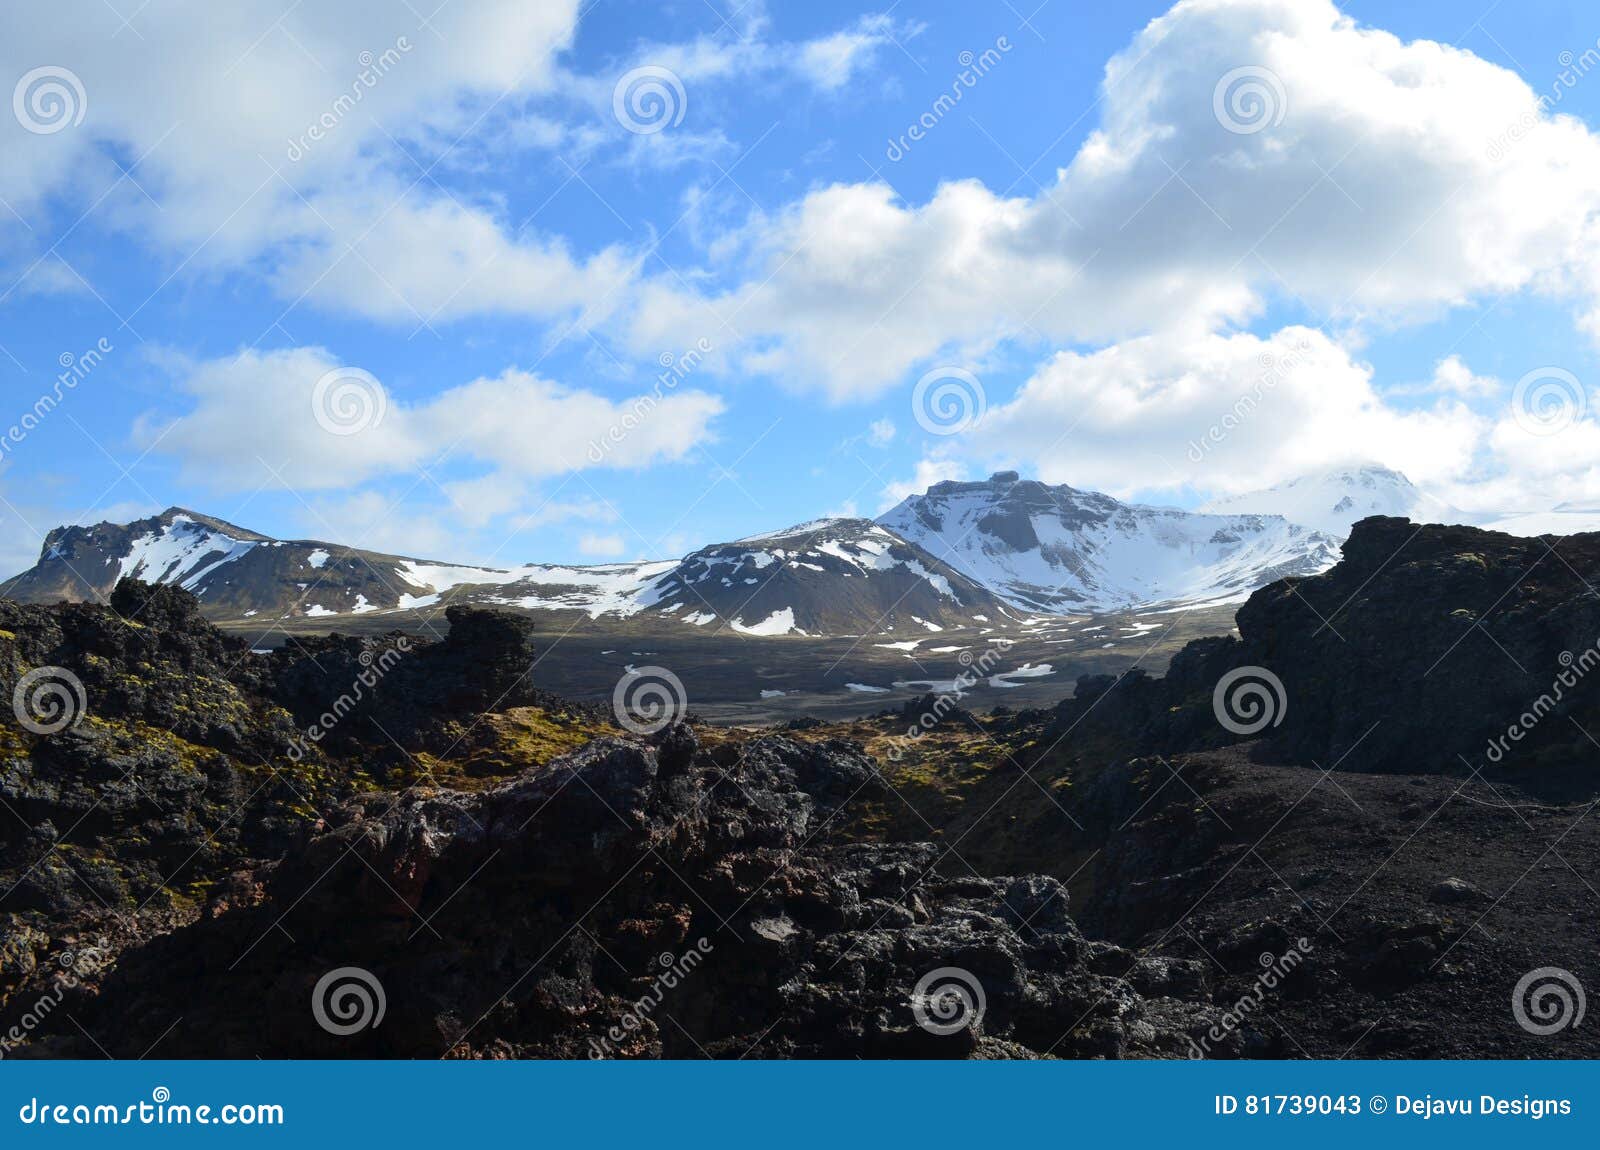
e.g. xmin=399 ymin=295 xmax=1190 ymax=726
xmin=4 ymin=0 xmax=1600 ymax=573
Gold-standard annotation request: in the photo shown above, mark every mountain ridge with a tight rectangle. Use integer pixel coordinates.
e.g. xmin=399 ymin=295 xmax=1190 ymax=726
xmin=5 ymin=473 xmax=1352 ymax=630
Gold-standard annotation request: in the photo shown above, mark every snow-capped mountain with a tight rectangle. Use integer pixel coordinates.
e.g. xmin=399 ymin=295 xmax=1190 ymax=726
xmin=1199 ymin=464 xmax=1466 ymax=540
xmin=0 ymin=508 xmax=675 ymax=622
xmin=1 ymin=508 xmax=1003 ymax=635
xmin=876 ymin=472 xmax=1340 ymax=613
xmin=638 ymin=518 xmax=1008 ymax=635
xmin=6 ymin=474 xmax=1363 ymax=629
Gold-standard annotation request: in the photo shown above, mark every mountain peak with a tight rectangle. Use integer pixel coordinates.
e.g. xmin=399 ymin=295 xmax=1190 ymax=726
xmin=878 ymin=474 xmax=1338 ymax=613
xmin=1201 ymin=466 xmax=1464 ymax=539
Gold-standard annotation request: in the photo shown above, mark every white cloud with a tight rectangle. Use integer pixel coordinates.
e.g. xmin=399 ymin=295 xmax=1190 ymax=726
xmin=141 ymin=346 xmax=725 ymax=492
xmin=628 ymin=0 xmax=1600 ymax=398
xmin=794 ymin=14 xmax=910 ymax=92
xmin=577 ymin=532 xmax=626 ymax=558
xmin=878 ymin=458 xmax=968 ymax=512
xmin=972 ymin=325 xmax=1486 ymax=496
xmin=867 ymin=417 xmax=896 ymax=447
xmin=964 ymin=323 xmax=1600 ymax=519
xmin=0 ymin=2 xmax=626 ymax=326
xmin=303 ymin=490 xmax=463 ymax=560
xmin=1423 ymin=355 xmax=1501 ymax=399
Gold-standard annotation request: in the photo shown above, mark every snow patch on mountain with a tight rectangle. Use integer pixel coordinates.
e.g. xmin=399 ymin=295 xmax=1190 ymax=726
xmin=878 ymin=473 xmax=1338 ymax=613
xmin=1200 ymin=464 xmax=1467 ymax=539
xmin=117 ymin=515 xmax=260 ymax=590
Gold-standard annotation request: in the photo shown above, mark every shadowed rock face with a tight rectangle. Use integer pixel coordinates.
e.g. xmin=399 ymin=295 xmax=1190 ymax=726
xmin=1050 ymin=516 xmax=1600 ymax=781
xmin=7 ymin=510 xmax=1600 ymax=1060
xmin=0 ymin=581 xmax=1222 ymax=1059
xmin=42 ymin=726 xmax=1217 ymax=1059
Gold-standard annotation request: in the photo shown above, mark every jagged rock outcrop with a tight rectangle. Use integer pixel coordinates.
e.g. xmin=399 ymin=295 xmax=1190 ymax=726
xmin=37 ymin=726 xmax=1218 ymax=1059
xmin=1049 ymin=516 xmax=1600 ymax=779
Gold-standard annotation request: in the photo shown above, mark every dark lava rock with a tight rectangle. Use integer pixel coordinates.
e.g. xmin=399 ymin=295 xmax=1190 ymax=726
xmin=1048 ymin=517 xmax=1600 ymax=780
xmin=1427 ymin=877 xmax=1486 ymax=904
xmin=43 ymin=725 xmax=1221 ymax=1059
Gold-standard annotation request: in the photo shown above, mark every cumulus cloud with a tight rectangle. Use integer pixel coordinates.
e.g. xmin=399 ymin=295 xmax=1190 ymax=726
xmin=878 ymin=458 xmax=968 ymax=512
xmin=794 ymin=14 xmax=912 ymax=92
xmin=963 ymin=324 xmax=1600 ymax=519
xmin=629 ymin=0 xmax=1600 ymax=397
xmin=971 ymin=326 xmax=1485 ymax=497
xmin=577 ymin=532 xmax=627 ymax=558
xmin=141 ymin=346 xmax=725 ymax=492
xmin=0 ymin=0 xmax=627 ymax=332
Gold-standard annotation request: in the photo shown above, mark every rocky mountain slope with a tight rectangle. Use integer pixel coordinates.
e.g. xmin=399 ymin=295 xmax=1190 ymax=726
xmin=877 ymin=472 xmax=1340 ymax=612
xmin=4 ymin=507 xmax=1600 ymax=1059
xmin=1199 ymin=464 xmax=1467 ymax=539
xmin=5 ymin=477 xmax=1341 ymax=630
xmin=639 ymin=517 xmax=1010 ymax=635
xmin=0 ymin=510 xmax=1001 ymax=635
xmin=1045 ymin=514 xmax=1600 ymax=783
